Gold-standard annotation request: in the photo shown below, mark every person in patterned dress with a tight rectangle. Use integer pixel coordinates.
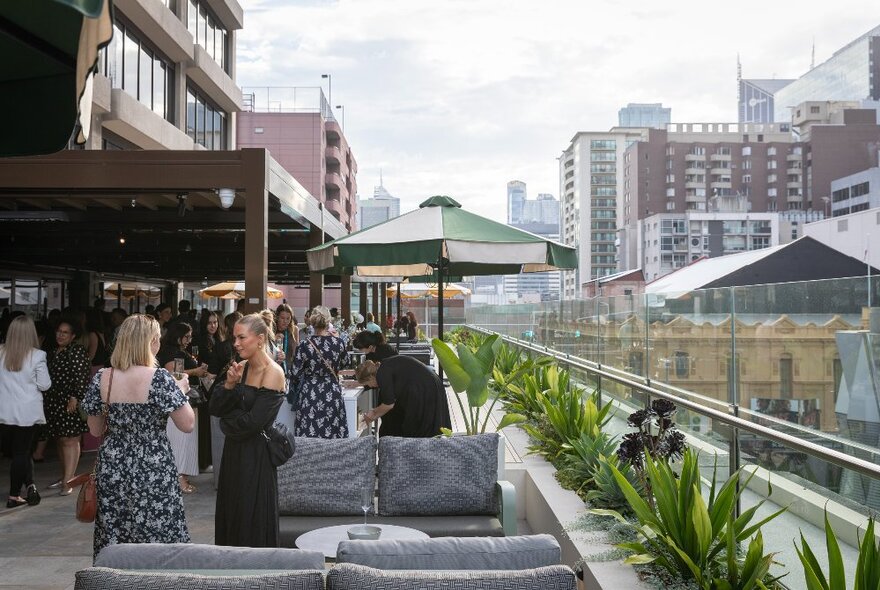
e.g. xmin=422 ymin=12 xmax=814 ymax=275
xmin=82 ymin=314 xmax=194 ymax=561
xmin=44 ymin=320 xmax=90 ymax=496
xmin=292 ymin=306 xmax=348 ymax=438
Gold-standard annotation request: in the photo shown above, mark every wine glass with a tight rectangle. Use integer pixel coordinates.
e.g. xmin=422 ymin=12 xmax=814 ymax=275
xmin=191 ymin=345 xmax=199 ymax=362
xmin=361 ymin=486 xmax=372 ymax=526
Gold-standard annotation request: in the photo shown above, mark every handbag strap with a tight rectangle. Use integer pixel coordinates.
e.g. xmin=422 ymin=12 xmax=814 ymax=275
xmin=101 ymin=368 xmax=114 ymax=437
xmin=307 ymin=337 xmax=338 ymax=379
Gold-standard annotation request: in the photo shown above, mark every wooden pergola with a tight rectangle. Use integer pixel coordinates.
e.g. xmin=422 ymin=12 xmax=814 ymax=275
xmin=0 ymin=148 xmax=350 ymax=314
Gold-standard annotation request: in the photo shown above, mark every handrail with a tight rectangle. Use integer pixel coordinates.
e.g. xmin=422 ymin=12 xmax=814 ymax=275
xmin=468 ymin=325 xmax=880 ymax=482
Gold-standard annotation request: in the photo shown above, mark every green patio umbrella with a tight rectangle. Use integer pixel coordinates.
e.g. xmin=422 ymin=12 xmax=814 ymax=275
xmin=0 ymin=0 xmax=113 ymax=157
xmin=308 ymin=195 xmax=577 ymax=341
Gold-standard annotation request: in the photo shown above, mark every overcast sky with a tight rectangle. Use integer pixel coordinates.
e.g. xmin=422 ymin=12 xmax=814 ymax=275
xmin=236 ymin=0 xmax=880 ymax=223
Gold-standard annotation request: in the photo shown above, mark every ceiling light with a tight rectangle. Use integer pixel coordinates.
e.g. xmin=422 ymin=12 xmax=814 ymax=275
xmin=119 ymin=235 xmax=126 ymax=245
xmin=218 ymin=188 xmax=236 ymax=209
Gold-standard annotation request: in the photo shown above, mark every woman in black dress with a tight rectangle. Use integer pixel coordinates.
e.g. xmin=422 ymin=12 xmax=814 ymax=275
xmin=44 ymin=320 xmax=90 ymax=495
xmin=193 ymin=311 xmax=223 ymax=472
xmin=209 ymin=313 xmax=286 ymax=547
xmin=355 ymin=356 xmax=451 ymax=438
xmin=352 ymin=330 xmax=396 ymax=363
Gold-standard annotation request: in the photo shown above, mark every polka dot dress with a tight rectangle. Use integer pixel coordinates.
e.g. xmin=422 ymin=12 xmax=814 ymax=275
xmin=44 ymin=344 xmax=89 ymax=438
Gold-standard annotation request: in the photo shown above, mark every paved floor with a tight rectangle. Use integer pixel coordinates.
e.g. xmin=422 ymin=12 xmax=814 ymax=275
xmin=0 ymin=450 xmax=217 ymax=590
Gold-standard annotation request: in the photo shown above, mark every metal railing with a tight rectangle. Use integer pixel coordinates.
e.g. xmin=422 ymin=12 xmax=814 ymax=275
xmin=468 ymin=325 xmax=880 ymax=483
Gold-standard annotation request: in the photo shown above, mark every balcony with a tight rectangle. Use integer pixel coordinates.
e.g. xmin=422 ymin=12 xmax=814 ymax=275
xmin=787 ymin=181 xmax=803 ymax=189
xmin=684 ymin=181 xmax=705 ymax=189
xmin=787 ymin=152 xmax=802 ymax=161
xmin=787 ymin=194 xmax=804 ymax=202
xmin=710 ymin=181 xmax=732 ymax=189
xmin=325 ymin=145 xmax=343 ymax=164
xmin=684 ymin=153 xmax=706 ymax=161
xmin=684 ymin=167 xmax=705 ymax=175
xmin=325 ymin=171 xmax=346 ymax=193
xmin=787 ymin=167 xmax=802 ymax=175
xmin=710 ymin=166 xmax=731 ymax=175
xmin=467 ymin=274 xmax=879 ymax=590
xmin=685 ymin=194 xmax=706 ymax=203
xmin=709 ymin=152 xmax=732 ymax=161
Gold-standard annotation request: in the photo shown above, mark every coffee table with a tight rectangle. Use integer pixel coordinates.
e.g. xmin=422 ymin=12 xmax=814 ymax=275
xmin=295 ymin=524 xmax=429 ymax=559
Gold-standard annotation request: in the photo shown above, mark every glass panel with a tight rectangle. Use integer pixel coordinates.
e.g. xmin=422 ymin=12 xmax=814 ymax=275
xmin=152 ymin=61 xmax=165 ymax=118
xmin=213 ymin=110 xmax=222 ymax=150
xmin=123 ymin=31 xmax=138 ymax=98
xmin=196 ymin=95 xmax=205 ymax=146
xmin=206 ymin=16 xmax=215 ymax=60
xmin=108 ymin=23 xmax=123 ymax=87
xmin=200 ymin=7 xmax=208 ymax=50
xmin=203 ymin=104 xmax=213 ymax=150
xmin=185 ymin=89 xmax=196 ymax=139
xmin=188 ymin=0 xmax=197 ymax=39
xmin=138 ymin=44 xmax=152 ymax=108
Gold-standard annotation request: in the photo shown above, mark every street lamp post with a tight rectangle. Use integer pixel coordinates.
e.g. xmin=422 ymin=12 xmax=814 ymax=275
xmin=335 ymin=104 xmax=345 ymax=131
xmin=821 ymin=196 xmax=831 ymax=218
xmin=321 ymin=73 xmax=332 ymax=110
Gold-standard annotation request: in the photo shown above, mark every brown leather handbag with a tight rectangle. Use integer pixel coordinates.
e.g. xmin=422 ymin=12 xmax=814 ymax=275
xmin=73 ymin=368 xmax=113 ymax=523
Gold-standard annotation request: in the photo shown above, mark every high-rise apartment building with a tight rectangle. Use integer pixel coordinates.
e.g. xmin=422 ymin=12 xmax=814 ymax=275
xmin=558 ymin=129 xmax=649 ymax=298
xmin=618 ymin=103 xmax=671 ymax=129
xmin=507 ymin=180 xmax=527 ymax=223
xmin=238 ymin=88 xmax=358 ymax=230
xmin=640 ymin=195 xmax=784 ymax=281
xmin=77 ymin=0 xmax=243 ymax=151
xmin=617 ymin=108 xmax=880 ymax=275
xmin=358 ymin=177 xmax=401 ymax=229
xmin=773 ymin=25 xmax=880 ymax=122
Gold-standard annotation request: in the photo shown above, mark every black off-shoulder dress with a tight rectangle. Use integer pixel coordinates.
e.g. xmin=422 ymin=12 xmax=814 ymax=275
xmin=209 ymin=366 xmax=284 ymax=547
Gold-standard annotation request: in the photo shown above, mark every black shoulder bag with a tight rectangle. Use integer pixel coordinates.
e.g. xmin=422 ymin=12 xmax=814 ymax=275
xmin=262 ymin=422 xmax=295 ymax=467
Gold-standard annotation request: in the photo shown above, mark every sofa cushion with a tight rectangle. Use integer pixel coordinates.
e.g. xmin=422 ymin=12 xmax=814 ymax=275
xmin=335 ymin=534 xmax=561 ymax=570
xmin=327 ymin=563 xmax=577 ymax=590
xmin=278 ymin=436 xmax=376 ymax=516
xmin=378 ymin=434 xmax=499 ymax=516
xmin=94 ymin=543 xmax=325 ymax=570
xmin=282 ymin=515 xmax=503 ymax=548
xmin=74 ymin=567 xmax=325 ymax=590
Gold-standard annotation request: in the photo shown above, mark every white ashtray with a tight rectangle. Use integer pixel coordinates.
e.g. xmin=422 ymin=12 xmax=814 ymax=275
xmin=347 ymin=525 xmax=381 ymax=540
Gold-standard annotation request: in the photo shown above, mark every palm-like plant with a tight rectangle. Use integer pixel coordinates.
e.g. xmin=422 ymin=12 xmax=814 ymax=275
xmin=557 ymin=432 xmax=619 ymax=496
xmin=795 ymin=511 xmax=879 ymax=590
xmin=432 ymin=335 xmax=526 ymax=435
xmin=586 ymin=453 xmax=644 ymax=509
xmin=522 ymin=385 xmax=610 ymax=461
xmin=595 ymin=449 xmax=786 ymax=590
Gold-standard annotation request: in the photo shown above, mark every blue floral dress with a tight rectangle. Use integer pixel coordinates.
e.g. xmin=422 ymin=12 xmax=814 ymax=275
xmin=292 ymin=335 xmax=348 ymax=438
xmin=82 ymin=368 xmax=190 ymax=560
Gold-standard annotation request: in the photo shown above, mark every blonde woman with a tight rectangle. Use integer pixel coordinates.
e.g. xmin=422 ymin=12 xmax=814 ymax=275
xmin=209 ymin=313 xmax=286 ymax=547
xmin=82 ymin=314 xmax=194 ymax=560
xmin=0 ymin=316 xmax=51 ymax=508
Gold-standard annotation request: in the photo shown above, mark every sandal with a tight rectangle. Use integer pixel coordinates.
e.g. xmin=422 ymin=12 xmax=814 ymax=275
xmin=6 ymin=497 xmax=27 ymax=508
xmin=181 ymin=483 xmax=197 ymax=494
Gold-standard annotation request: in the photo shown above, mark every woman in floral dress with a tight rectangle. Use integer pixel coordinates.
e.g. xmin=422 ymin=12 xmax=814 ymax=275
xmin=44 ymin=320 xmax=89 ymax=496
xmin=293 ymin=306 xmax=348 ymax=438
xmin=82 ymin=314 xmax=194 ymax=561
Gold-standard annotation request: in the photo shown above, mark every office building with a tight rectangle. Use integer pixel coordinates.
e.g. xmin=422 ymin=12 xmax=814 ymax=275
xmin=558 ymin=128 xmax=650 ymax=298
xmin=76 ymin=1 xmax=243 ymax=151
xmin=618 ymin=103 xmax=671 ymax=129
xmin=507 ymin=180 xmax=527 ymax=224
xmin=358 ymin=176 xmax=401 ymax=229
xmin=773 ymin=25 xmax=880 ymax=122
xmin=830 ymin=166 xmax=880 ymax=217
xmin=803 ymin=206 xmax=880 ymax=269
xmin=238 ymin=88 xmax=358 ymax=230
xmin=738 ymin=78 xmax=794 ymax=123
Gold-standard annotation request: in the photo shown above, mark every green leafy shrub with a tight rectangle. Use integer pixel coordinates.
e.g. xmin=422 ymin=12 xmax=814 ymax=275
xmin=586 ymin=453 xmax=644 ymax=509
xmin=596 ymin=449 xmax=786 ymax=590
xmin=557 ymin=431 xmax=619 ymax=497
xmin=795 ymin=510 xmax=879 ymax=590
xmin=522 ymin=384 xmax=610 ymax=461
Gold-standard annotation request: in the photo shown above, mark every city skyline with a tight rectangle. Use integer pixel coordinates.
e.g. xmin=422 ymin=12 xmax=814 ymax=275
xmin=237 ymin=0 xmax=880 ymax=222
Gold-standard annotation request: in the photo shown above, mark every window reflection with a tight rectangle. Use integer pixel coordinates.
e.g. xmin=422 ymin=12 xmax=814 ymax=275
xmin=187 ymin=0 xmax=228 ymax=72
xmin=187 ymin=86 xmax=227 ymax=150
xmin=103 ymin=20 xmax=172 ymax=122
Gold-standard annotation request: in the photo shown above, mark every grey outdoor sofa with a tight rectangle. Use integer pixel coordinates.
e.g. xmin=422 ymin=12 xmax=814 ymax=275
xmin=76 ymin=535 xmax=575 ymax=590
xmin=278 ymin=433 xmax=517 ymax=546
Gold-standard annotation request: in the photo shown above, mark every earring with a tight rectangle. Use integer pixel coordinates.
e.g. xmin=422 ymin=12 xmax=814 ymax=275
xmin=258 ymin=343 xmax=263 ymax=349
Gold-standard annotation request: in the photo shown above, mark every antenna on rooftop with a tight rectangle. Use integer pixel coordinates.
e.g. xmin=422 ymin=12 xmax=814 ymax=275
xmin=379 ymin=168 xmax=384 ymax=187
xmin=811 ymin=37 xmax=815 ymax=69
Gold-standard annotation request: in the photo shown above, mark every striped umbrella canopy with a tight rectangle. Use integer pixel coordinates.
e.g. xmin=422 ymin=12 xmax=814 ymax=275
xmin=200 ymin=281 xmax=283 ymax=300
xmin=307 ymin=196 xmax=577 ymax=278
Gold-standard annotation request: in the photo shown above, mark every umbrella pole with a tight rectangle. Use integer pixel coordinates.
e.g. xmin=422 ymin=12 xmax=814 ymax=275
xmin=437 ymin=250 xmax=445 ymax=381
xmin=395 ymin=282 xmax=401 ymax=353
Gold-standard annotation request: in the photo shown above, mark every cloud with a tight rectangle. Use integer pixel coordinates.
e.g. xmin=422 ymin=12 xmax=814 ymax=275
xmin=237 ymin=0 xmax=880 ymax=223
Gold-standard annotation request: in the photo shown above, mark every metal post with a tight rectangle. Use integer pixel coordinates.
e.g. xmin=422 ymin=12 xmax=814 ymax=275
xmin=437 ymin=249 xmax=445 ymax=382
xmin=395 ymin=282 xmax=402 ymax=353
xmin=730 ymin=287 xmax=741 ymax=517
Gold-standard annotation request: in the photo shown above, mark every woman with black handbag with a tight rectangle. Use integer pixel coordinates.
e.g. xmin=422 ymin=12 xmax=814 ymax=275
xmin=209 ymin=313 xmax=286 ymax=548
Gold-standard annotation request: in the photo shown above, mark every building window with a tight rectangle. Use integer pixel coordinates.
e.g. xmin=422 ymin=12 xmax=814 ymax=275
xmin=742 ymin=146 xmax=751 ymax=156
xmin=590 ymin=139 xmax=617 ymax=150
xmin=103 ymin=20 xmax=173 ymax=121
xmin=188 ymin=0 xmax=229 ymax=71
xmin=779 ymin=354 xmax=793 ymax=397
xmin=186 ymin=85 xmax=227 ymax=149
xmin=810 ymin=106 xmax=821 ymax=114
xmin=851 ymin=181 xmax=870 ymax=197
xmin=674 ymin=351 xmax=689 ymax=377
